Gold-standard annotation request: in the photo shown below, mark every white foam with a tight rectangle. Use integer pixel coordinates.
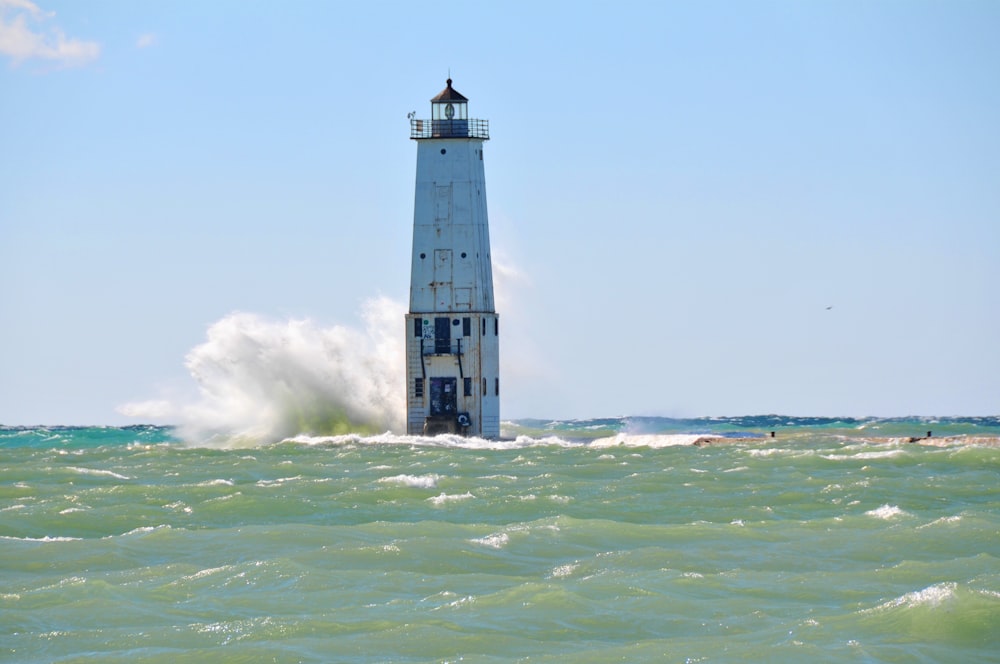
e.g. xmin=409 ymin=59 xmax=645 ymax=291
xmin=865 ymin=504 xmax=909 ymax=520
xmin=67 ymin=467 xmax=131 ymax=480
xmin=428 ymin=491 xmax=474 ymax=505
xmin=285 ymin=431 xmax=580 ymax=451
xmin=874 ymin=583 xmax=957 ymax=610
xmin=111 ymin=525 xmax=172 ymax=538
xmin=183 ymin=565 xmax=235 ymax=582
xmin=196 ymin=479 xmax=235 ymax=487
xmin=590 ymin=433 xmax=706 ymax=448
xmin=471 ymin=532 xmax=509 ymax=549
xmin=824 ymin=449 xmax=904 ymax=461
xmin=550 ymin=563 xmax=579 ymax=578
xmin=748 ymin=448 xmax=797 ymax=457
xmin=917 ymin=515 xmax=962 ymax=529
xmin=255 ymin=476 xmax=302 ymax=487
xmin=378 ymin=474 xmax=440 ymax=489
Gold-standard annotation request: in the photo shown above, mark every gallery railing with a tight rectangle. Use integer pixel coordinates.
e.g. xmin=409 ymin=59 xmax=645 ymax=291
xmin=410 ymin=118 xmax=489 ymax=140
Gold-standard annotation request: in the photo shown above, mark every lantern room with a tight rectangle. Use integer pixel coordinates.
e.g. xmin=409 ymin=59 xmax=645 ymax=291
xmin=431 ymin=78 xmax=468 ymax=121
xmin=410 ymin=78 xmax=489 ymax=140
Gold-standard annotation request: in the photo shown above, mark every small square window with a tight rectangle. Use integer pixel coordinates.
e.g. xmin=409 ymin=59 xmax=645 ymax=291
xmin=414 ymin=378 xmax=424 ymax=398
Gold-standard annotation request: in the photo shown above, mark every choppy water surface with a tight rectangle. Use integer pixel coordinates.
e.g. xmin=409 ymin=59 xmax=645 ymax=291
xmin=2 ymin=418 xmax=998 ymax=662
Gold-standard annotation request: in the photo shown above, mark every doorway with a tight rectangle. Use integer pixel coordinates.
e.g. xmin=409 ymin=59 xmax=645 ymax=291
xmin=429 ymin=377 xmax=457 ymax=417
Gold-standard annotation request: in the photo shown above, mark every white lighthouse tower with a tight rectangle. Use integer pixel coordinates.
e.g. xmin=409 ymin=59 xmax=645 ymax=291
xmin=405 ymin=79 xmax=500 ymax=437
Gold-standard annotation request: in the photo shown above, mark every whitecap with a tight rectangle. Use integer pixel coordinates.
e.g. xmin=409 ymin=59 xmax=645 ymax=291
xmin=196 ymin=479 xmax=235 ymax=487
xmin=0 ymin=535 xmax=82 ymax=542
xmin=443 ymin=595 xmax=476 ymax=608
xmin=164 ymin=501 xmax=192 ymax=513
xmin=67 ymin=467 xmax=131 ymax=480
xmin=471 ymin=532 xmax=509 ymax=549
xmin=823 ymin=448 xmax=904 ymax=461
xmin=590 ymin=433 xmax=705 ymax=448
xmin=183 ymin=565 xmax=235 ymax=582
xmin=379 ymin=474 xmax=439 ymax=489
xmin=873 ymin=582 xmax=957 ymax=611
xmin=916 ymin=515 xmax=962 ymax=529
xmin=255 ymin=476 xmax=302 ymax=487
xmin=865 ymin=504 xmax=909 ymax=519
xmin=748 ymin=448 xmax=797 ymax=457
xmin=286 ymin=431 xmax=576 ymax=451
xmin=428 ymin=492 xmax=474 ymax=505
xmin=550 ymin=563 xmax=579 ymax=578
xmin=110 ymin=525 xmax=173 ymax=539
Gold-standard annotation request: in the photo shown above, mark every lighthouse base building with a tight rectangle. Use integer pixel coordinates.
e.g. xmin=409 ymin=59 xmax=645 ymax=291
xmin=405 ymin=80 xmax=500 ymax=438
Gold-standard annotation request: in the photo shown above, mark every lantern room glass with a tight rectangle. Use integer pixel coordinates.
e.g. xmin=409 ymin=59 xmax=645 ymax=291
xmin=432 ymin=101 xmax=467 ymax=121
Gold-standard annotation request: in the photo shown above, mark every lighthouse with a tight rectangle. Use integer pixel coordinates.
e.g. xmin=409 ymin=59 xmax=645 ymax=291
xmin=405 ymin=79 xmax=499 ymax=437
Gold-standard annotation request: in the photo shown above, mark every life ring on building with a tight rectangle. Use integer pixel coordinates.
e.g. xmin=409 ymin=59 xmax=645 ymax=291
xmin=456 ymin=413 xmax=471 ymax=428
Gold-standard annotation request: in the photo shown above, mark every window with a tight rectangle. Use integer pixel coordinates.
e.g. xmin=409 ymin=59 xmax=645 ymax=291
xmin=495 ymin=378 xmax=499 ymax=396
xmin=413 ymin=318 xmax=422 ymax=338
xmin=464 ymin=377 xmax=472 ymax=396
xmin=462 ymin=317 xmax=471 ymax=337
xmin=414 ymin=378 xmax=424 ymax=398
xmin=482 ymin=319 xmax=486 ymax=336
xmin=435 ymin=317 xmax=450 ymax=354
xmin=494 ymin=318 xmax=499 ymax=336
xmin=482 ymin=377 xmax=486 ymax=394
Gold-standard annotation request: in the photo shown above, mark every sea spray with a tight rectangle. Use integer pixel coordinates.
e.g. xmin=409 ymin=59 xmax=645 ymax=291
xmin=119 ymin=297 xmax=406 ymax=444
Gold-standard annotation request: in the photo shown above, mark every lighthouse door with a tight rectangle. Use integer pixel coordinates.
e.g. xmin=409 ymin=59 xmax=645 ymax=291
xmin=429 ymin=377 xmax=457 ymax=417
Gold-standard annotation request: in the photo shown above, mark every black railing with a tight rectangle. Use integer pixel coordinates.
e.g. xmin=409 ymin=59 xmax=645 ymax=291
xmin=411 ymin=118 xmax=489 ymax=140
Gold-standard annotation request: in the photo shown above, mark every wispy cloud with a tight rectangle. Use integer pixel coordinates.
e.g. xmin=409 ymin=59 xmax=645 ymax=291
xmin=0 ymin=0 xmax=100 ymax=67
xmin=135 ymin=32 xmax=156 ymax=49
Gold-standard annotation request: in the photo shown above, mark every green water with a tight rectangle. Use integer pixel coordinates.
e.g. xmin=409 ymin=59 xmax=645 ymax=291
xmin=2 ymin=421 xmax=998 ymax=662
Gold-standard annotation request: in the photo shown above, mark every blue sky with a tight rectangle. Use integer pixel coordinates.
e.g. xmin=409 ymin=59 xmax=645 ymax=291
xmin=2 ymin=0 xmax=998 ymax=426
